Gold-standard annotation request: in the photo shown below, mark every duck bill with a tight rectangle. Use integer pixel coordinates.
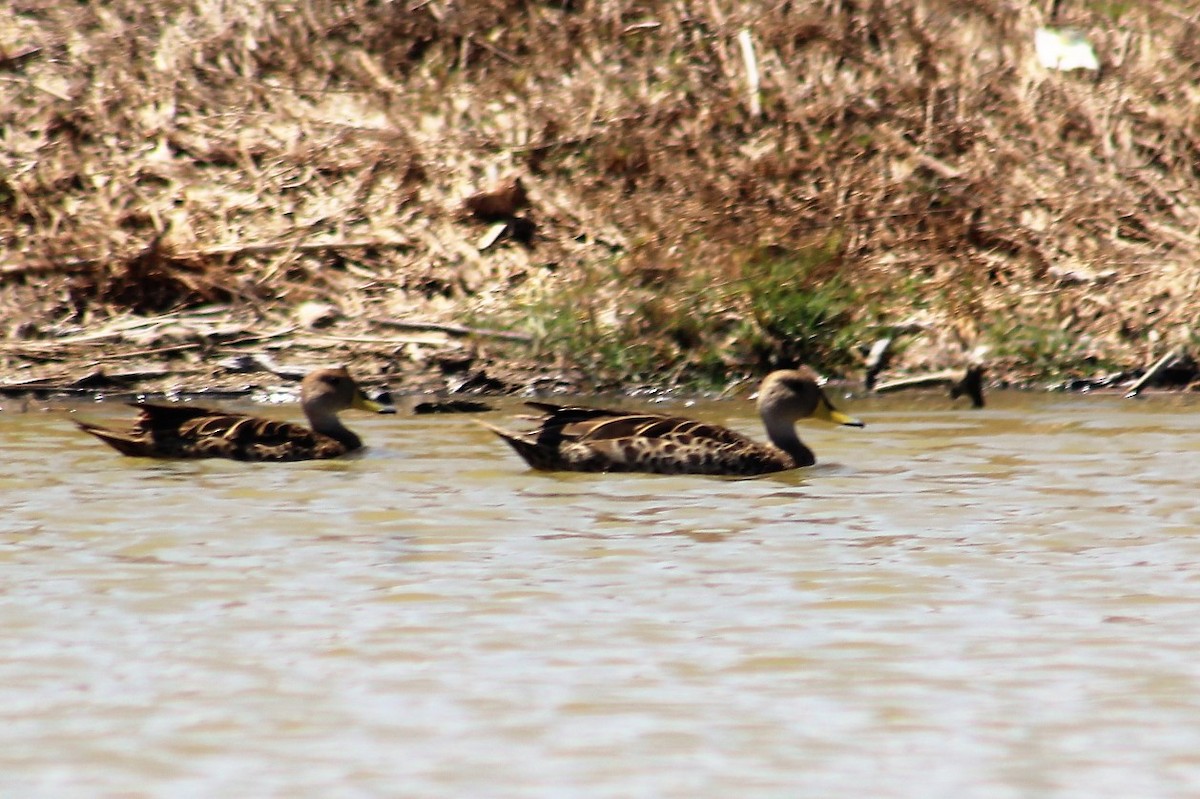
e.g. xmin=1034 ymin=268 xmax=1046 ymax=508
xmin=353 ymin=392 xmax=397 ymax=414
xmin=814 ymin=396 xmax=864 ymax=428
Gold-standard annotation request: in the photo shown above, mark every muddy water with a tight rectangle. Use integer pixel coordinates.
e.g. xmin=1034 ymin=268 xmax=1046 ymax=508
xmin=2 ymin=390 xmax=1200 ymax=798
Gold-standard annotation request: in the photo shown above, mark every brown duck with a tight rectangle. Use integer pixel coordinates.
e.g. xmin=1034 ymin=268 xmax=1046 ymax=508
xmin=76 ymin=367 xmax=394 ymax=461
xmin=481 ymin=368 xmax=863 ymax=475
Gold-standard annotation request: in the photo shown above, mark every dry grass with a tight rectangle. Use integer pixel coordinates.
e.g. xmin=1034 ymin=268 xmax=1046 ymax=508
xmin=2 ymin=0 xmax=1199 ymax=393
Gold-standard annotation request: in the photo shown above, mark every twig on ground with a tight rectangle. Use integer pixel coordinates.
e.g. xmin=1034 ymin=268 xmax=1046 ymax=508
xmin=2 ymin=239 xmax=412 ymax=281
xmin=736 ymin=29 xmax=762 ymax=119
xmin=367 ymin=318 xmax=534 ymax=342
xmin=1125 ymin=348 xmax=1182 ymax=398
xmin=875 ymin=364 xmax=987 ymax=408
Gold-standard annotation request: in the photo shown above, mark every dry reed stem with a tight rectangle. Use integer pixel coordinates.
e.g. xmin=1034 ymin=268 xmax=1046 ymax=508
xmin=1 ymin=0 xmax=1198 ymax=393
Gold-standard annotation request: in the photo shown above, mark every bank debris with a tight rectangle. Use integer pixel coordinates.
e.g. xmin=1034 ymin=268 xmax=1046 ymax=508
xmin=2 ymin=1 xmax=1200 ymax=401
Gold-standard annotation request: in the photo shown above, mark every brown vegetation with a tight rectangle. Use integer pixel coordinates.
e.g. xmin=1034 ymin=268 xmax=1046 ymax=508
xmin=2 ymin=0 xmax=1199 ymax=397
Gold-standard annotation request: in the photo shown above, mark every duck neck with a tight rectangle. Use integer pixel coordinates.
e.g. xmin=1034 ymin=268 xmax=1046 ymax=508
xmin=763 ymin=417 xmax=814 ymax=467
xmin=307 ymin=410 xmax=362 ymax=451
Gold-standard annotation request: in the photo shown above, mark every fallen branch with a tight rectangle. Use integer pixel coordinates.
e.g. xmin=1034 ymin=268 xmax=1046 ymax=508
xmin=0 ymin=366 xmax=204 ymax=394
xmin=1 ymin=238 xmax=413 ymax=280
xmin=180 ymin=238 xmax=413 ymax=259
xmin=878 ymin=128 xmax=964 ymax=180
xmin=736 ymin=29 xmax=762 ymax=119
xmin=0 ymin=258 xmax=98 ymax=278
xmin=0 ymin=46 xmax=44 ymax=69
xmin=367 ymin=318 xmax=534 ymax=342
xmin=874 ymin=371 xmax=963 ymax=392
xmin=0 ymin=322 xmax=296 ymax=350
xmin=296 ymin=332 xmax=456 ymax=346
xmin=874 ymin=364 xmax=986 ymax=408
xmin=91 ymin=343 xmax=206 ymax=360
xmin=1125 ymin=347 xmax=1183 ymax=398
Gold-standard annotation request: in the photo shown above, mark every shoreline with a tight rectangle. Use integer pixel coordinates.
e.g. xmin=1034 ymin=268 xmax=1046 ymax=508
xmin=4 ymin=3 xmax=1199 ymax=404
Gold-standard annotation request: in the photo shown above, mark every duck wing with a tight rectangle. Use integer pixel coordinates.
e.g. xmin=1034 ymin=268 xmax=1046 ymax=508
xmin=502 ymin=401 xmax=783 ymax=474
xmin=123 ymin=403 xmax=339 ymax=460
xmin=525 ymin=402 xmax=756 ymax=446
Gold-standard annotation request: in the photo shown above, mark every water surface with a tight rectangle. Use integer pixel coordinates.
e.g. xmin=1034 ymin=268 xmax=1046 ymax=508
xmin=2 ymin=390 xmax=1199 ymax=798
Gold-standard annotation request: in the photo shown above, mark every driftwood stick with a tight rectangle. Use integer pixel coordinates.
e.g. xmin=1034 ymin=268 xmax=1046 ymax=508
xmin=1 ymin=239 xmax=412 ymax=279
xmin=0 ymin=367 xmax=205 ymax=393
xmin=875 ymin=364 xmax=986 ymax=408
xmin=1125 ymin=347 xmax=1182 ymax=398
xmin=367 ymin=318 xmax=534 ymax=342
xmin=0 ymin=322 xmax=296 ymax=350
xmin=180 ymin=238 xmax=412 ymax=259
xmin=296 ymin=332 xmax=457 ymax=346
xmin=0 ymin=259 xmax=98 ymax=277
xmin=91 ymin=343 xmax=205 ymax=360
xmin=736 ymin=29 xmax=762 ymax=119
xmin=0 ymin=46 xmax=44 ymax=69
xmin=873 ymin=371 xmax=961 ymax=392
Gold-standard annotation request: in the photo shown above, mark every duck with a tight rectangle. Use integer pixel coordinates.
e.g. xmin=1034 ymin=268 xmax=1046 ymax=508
xmin=75 ymin=367 xmax=395 ymax=461
xmin=480 ymin=367 xmax=863 ymax=475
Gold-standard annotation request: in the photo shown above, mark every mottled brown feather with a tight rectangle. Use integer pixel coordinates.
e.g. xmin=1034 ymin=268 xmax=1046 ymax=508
xmin=483 ymin=368 xmax=863 ymax=476
xmin=75 ymin=367 xmax=393 ymax=461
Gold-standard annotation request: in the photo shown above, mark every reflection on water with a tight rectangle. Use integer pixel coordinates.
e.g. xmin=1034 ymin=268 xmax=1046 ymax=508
xmin=2 ymin=391 xmax=1200 ymax=797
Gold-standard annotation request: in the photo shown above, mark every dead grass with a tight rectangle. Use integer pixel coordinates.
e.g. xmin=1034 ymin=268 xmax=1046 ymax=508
xmin=2 ymin=0 xmax=1199 ymax=393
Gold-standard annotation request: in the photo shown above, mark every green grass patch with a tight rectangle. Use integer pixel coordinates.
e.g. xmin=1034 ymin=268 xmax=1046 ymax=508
xmin=732 ymin=238 xmax=867 ymax=373
xmin=492 ymin=235 xmax=872 ymax=389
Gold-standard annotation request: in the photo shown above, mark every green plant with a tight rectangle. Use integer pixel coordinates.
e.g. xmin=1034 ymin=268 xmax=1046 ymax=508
xmin=499 ymin=258 xmax=662 ymax=384
xmin=485 ymin=234 xmax=876 ymax=390
xmin=1087 ymin=0 xmax=1133 ymax=22
xmin=729 ymin=237 xmax=867 ymax=372
xmin=985 ymin=319 xmax=1077 ymax=372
